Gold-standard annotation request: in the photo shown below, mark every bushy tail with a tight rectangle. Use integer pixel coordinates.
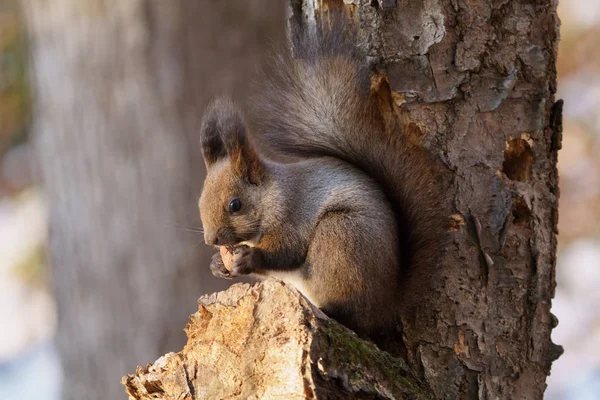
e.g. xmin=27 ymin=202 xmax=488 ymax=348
xmin=250 ymin=16 xmax=449 ymax=306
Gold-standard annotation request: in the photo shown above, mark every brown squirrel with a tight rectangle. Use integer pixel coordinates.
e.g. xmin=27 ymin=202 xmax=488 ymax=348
xmin=198 ymin=20 xmax=447 ymax=339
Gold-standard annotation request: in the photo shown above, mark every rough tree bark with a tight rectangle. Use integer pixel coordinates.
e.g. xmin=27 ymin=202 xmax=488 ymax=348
xmin=126 ymin=0 xmax=562 ymax=399
xmin=20 ymin=1 xmax=284 ymax=399
xmin=335 ymin=0 xmax=562 ymax=398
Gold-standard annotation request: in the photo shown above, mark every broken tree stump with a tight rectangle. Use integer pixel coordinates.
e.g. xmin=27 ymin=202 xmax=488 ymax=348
xmin=121 ymin=279 xmax=432 ymax=399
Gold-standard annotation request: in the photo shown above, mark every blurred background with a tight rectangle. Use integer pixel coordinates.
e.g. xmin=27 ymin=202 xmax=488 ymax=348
xmin=0 ymin=0 xmax=597 ymax=399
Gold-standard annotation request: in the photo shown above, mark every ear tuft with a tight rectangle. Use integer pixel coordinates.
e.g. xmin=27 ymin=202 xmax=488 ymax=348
xmin=200 ymin=100 xmax=228 ymax=167
xmin=200 ymin=97 xmax=265 ymax=183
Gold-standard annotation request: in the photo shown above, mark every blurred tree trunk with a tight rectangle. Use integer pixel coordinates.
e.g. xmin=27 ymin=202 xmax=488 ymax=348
xmin=295 ymin=0 xmax=562 ymax=398
xmin=20 ymin=1 xmax=284 ymax=399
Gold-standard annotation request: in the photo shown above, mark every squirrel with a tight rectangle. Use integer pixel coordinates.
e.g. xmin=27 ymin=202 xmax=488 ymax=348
xmin=198 ymin=17 xmax=448 ymax=339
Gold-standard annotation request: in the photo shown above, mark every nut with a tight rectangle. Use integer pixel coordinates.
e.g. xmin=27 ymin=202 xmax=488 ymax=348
xmin=219 ymin=246 xmax=234 ymax=271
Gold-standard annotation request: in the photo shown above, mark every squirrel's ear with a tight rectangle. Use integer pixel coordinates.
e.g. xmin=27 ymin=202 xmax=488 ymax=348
xmin=201 ymin=98 xmax=265 ymax=183
xmin=200 ymin=101 xmax=227 ymax=168
xmin=220 ymin=107 xmax=265 ymax=185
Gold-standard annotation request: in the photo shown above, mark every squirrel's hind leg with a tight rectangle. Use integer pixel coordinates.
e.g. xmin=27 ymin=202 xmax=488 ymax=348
xmin=305 ymin=210 xmax=400 ymax=337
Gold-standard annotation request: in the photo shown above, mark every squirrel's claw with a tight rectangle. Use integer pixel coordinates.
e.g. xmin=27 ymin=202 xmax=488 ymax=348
xmin=209 ymin=252 xmax=232 ymax=279
xmin=230 ymin=246 xmax=259 ymax=276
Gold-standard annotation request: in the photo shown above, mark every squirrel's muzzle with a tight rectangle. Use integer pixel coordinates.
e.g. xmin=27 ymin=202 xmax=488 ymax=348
xmin=205 ymin=228 xmax=248 ymax=247
xmin=204 ymin=231 xmax=218 ymax=246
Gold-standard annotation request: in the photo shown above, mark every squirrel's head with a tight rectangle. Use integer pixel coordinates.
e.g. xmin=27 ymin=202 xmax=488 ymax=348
xmin=198 ymin=98 xmax=267 ymax=248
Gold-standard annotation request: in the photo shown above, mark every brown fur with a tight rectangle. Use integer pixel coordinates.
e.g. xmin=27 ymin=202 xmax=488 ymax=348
xmin=198 ymin=21 xmax=448 ymax=339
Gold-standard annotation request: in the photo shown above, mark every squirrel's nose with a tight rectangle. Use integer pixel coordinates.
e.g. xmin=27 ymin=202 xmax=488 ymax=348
xmin=204 ymin=231 xmax=219 ymax=246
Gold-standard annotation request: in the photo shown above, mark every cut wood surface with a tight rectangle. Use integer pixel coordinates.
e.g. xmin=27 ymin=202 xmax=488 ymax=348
xmin=122 ymin=279 xmax=433 ymax=400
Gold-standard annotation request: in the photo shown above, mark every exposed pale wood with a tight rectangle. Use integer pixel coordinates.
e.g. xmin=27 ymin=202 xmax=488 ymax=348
xmin=122 ymin=280 xmax=433 ymax=400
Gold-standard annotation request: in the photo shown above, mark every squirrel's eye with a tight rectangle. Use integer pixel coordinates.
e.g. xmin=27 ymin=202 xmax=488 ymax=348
xmin=228 ymin=198 xmax=242 ymax=213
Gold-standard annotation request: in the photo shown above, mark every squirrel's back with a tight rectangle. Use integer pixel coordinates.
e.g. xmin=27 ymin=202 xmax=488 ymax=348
xmin=250 ymin=16 xmax=448 ymax=310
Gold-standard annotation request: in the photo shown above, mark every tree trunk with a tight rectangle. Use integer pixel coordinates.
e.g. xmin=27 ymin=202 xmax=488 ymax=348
xmin=19 ymin=1 xmax=284 ymax=399
xmin=304 ymin=0 xmax=561 ymax=398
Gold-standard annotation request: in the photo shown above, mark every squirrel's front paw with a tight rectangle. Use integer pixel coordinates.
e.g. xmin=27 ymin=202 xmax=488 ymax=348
xmin=209 ymin=252 xmax=232 ymax=279
xmin=230 ymin=246 xmax=259 ymax=276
